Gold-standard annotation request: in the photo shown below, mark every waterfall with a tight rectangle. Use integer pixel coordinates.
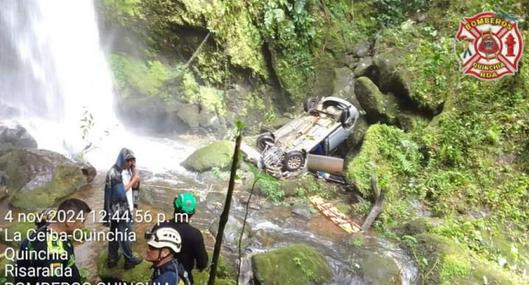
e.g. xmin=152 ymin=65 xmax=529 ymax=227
xmin=0 ymin=0 xmax=192 ymax=173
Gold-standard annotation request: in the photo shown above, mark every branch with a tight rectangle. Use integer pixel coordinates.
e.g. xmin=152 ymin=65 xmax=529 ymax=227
xmin=361 ymin=175 xmax=385 ymax=232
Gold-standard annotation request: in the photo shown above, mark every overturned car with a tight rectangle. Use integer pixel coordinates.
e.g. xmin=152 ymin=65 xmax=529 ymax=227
xmin=255 ymin=96 xmax=360 ymax=176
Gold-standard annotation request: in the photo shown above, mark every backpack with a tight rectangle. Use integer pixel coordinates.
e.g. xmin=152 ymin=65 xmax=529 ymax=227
xmin=177 ymin=262 xmax=191 ymax=285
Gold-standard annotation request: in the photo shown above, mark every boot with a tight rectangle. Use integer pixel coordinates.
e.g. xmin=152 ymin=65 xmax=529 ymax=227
xmin=124 ymin=256 xmax=143 ymax=270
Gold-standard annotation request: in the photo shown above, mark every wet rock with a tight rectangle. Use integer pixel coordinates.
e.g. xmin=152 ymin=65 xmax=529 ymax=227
xmin=0 ymin=221 xmax=34 ymax=247
xmin=332 ymin=67 xmax=355 ymax=99
xmin=346 ymin=116 xmax=369 ymax=149
xmin=116 ymin=96 xmax=188 ymax=134
xmin=252 ymin=244 xmax=332 ymax=285
xmin=238 ymin=192 xmax=268 ymax=211
xmin=0 ymin=124 xmax=37 ymax=149
xmin=176 ymin=103 xmax=201 ymax=129
xmin=360 ymin=253 xmax=402 ymax=285
xmin=205 ymin=192 xmax=226 ymax=212
xmin=372 ymin=51 xmax=410 ymax=97
xmin=182 ymin=140 xmax=233 ymax=172
xmin=291 ymin=201 xmax=314 ymax=221
xmin=354 ymin=77 xmax=398 ymax=123
xmin=209 ymin=215 xmax=252 ymax=249
xmin=0 ymin=149 xmax=93 ymax=210
xmin=252 ymin=228 xmax=285 ymax=248
xmin=352 ymin=41 xmax=371 ymax=58
xmin=80 ymin=164 xmax=97 ymax=183
xmin=353 ymin=57 xmax=375 ymax=78
xmin=97 ymin=250 xmax=152 ymax=283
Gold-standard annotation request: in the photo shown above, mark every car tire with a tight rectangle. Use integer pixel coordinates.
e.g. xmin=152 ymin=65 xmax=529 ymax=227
xmin=283 ymin=150 xmax=305 ymax=171
xmin=303 ymin=97 xmax=319 ymax=112
xmin=256 ymin=132 xmax=275 ymax=151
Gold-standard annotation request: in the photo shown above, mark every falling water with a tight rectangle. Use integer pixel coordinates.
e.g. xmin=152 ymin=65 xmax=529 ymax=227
xmin=0 ymin=0 xmax=193 ymax=173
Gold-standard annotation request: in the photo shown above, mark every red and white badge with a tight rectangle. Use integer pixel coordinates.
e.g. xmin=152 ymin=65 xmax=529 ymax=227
xmin=456 ymin=11 xmax=524 ymax=80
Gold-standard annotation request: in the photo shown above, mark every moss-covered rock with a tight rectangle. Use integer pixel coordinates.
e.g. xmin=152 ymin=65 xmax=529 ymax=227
xmin=0 ymin=124 xmax=37 ymax=149
xmin=0 ymin=222 xmax=34 ymax=247
xmin=0 ymin=254 xmax=14 ymax=283
xmin=361 ymin=252 xmax=402 ymax=285
xmin=182 ymin=141 xmax=233 ymax=172
xmin=251 ymin=244 xmax=332 ymax=285
xmin=0 ymin=149 xmax=91 ymax=210
xmin=354 ymin=77 xmax=398 ymax=123
xmin=97 ymin=250 xmax=152 ymax=283
xmin=192 ymin=253 xmax=236 ymax=285
xmin=346 ymin=124 xmax=421 ymax=199
xmin=412 ymin=233 xmax=523 ymax=285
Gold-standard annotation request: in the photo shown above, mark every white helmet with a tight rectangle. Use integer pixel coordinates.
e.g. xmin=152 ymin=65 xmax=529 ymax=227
xmin=146 ymin=227 xmax=182 ymax=254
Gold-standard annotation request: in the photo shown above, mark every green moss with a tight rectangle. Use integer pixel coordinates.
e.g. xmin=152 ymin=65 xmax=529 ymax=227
xmin=0 ymin=222 xmax=34 ymax=247
xmin=192 ymin=253 xmax=236 ymax=285
xmin=10 ymin=164 xmax=86 ymax=210
xmin=182 ymin=140 xmax=233 ymax=172
xmin=410 ymin=233 xmax=525 ymax=285
xmin=252 ymin=244 xmax=332 ymax=285
xmin=0 ymin=255 xmax=14 ymax=283
xmin=346 ymin=124 xmax=422 ymax=197
xmin=97 ymin=250 xmax=152 ymax=282
xmin=110 ymin=53 xmax=173 ymax=98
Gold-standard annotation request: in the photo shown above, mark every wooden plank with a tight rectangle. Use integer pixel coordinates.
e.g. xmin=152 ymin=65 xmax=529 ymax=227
xmin=309 ymin=196 xmax=361 ymax=234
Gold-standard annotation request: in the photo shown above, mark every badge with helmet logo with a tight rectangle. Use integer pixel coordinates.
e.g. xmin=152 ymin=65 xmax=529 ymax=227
xmin=456 ymin=11 xmax=524 ymax=80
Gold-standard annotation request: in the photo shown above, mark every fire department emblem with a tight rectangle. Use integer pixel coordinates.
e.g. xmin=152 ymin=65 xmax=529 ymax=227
xmin=456 ymin=11 xmax=524 ymax=80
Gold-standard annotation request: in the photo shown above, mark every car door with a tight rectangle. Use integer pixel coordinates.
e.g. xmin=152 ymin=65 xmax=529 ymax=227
xmin=326 ymin=126 xmax=349 ymax=153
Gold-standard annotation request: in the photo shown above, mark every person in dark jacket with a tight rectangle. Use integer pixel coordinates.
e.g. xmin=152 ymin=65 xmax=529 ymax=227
xmin=145 ymin=226 xmax=190 ymax=285
xmin=153 ymin=192 xmax=208 ymax=284
xmin=104 ymin=148 xmax=142 ymax=269
xmin=15 ymin=199 xmax=91 ymax=285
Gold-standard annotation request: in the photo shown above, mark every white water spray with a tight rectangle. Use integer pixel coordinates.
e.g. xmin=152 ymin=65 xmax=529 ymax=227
xmin=0 ymin=0 xmax=193 ymax=173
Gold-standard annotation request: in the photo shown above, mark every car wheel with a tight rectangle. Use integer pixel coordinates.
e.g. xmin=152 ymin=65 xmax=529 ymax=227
xmin=256 ymin=132 xmax=275 ymax=151
xmin=283 ymin=150 xmax=305 ymax=171
xmin=303 ymin=97 xmax=319 ymax=112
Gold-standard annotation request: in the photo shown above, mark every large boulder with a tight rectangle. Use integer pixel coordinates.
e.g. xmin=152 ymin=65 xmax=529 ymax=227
xmin=353 ymin=57 xmax=375 ymax=78
xmin=252 ymin=244 xmax=332 ymax=285
xmin=332 ymin=67 xmax=355 ymax=100
xmin=182 ymin=141 xmax=233 ymax=172
xmin=0 ymin=149 xmax=93 ymax=210
xmin=116 ymin=96 xmax=190 ymax=134
xmin=345 ymin=124 xmax=422 ymax=199
xmin=97 ymin=250 xmax=152 ymax=283
xmin=354 ymin=77 xmax=399 ymax=123
xmin=372 ymin=51 xmax=412 ymax=100
xmin=412 ymin=233 xmax=522 ymax=285
xmin=0 ymin=124 xmax=37 ymax=149
xmin=351 ymin=251 xmax=402 ymax=285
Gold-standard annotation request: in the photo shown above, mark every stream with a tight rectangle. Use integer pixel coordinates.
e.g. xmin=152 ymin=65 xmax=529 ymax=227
xmin=65 ymin=167 xmax=419 ymax=284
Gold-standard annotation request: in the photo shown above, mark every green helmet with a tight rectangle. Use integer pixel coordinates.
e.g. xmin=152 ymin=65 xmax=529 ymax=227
xmin=174 ymin=192 xmax=196 ymax=214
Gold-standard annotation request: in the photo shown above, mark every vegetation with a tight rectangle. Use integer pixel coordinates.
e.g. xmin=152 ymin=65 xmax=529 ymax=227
xmin=100 ymin=0 xmax=529 ymax=283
